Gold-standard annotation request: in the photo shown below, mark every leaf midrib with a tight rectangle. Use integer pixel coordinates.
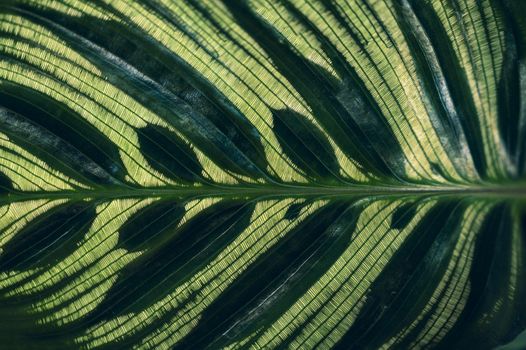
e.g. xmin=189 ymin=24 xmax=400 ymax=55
xmin=2 ymin=182 xmax=525 ymax=203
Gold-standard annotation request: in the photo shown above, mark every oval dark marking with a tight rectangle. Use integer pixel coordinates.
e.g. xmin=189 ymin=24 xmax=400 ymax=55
xmin=137 ymin=125 xmax=203 ymax=183
xmin=0 ymin=201 xmax=96 ymax=271
xmin=284 ymin=200 xmax=311 ymax=221
xmin=391 ymin=201 xmax=417 ymax=230
xmin=118 ymin=200 xmax=185 ymax=252
xmin=83 ymin=200 xmax=254 ymax=324
xmin=0 ymin=170 xmax=12 ymax=194
xmin=224 ymin=0 xmax=402 ymax=179
xmin=17 ymin=8 xmax=269 ymax=179
xmin=333 ymin=200 xmax=464 ymax=350
xmin=273 ymin=109 xmax=339 ymax=180
xmin=174 ymin=201 xmax=359 ymax=349
xmin=0 ymin=85 xmax=126 ymax=185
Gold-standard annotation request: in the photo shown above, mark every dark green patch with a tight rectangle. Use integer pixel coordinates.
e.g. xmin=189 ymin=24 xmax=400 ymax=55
xmin=333 ymin=200 xmax=464 ymax=349
xmin=390 ymin=201 xmax=417 ymax=230
xmin=0 ymin=170 xmax=12 ymax=193
xmin=84 ymin=200 xmax=254 ymax=324
xmin=278 ymin=0 xmax=407 ymax=180
xmin=223 ymin=0 xmax=402 ymax=180
xmin=118 ymin=199 xmax=185 ymax=252
xmin=0 ymin=85 xmax=127 ymax=185
xmin=12 ymin=7 xmax=269 ymax=180
xmin=137 ymin=125 xmax=202 ymax=183
xmin=499 ymin=0 xmax=526 ymax=174
xmin=273 ymin=109 xmax=339 ymax=181
xmin=0 ymin=201 xmax=96 ymax=271
xmin=405 ymin=0 xmax=489 ymax=178
xmin=284 ymin=200 xmax=312 ymax=220
xmin=175 ymin=201 xmax=359 ymax=349
xmin=438 ymin=204 xmax=525 ymax=349
xmin=392 ymin=0 xmax=476 ymax=182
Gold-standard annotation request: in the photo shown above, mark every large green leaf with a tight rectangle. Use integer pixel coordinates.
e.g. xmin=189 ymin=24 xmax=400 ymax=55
xmin=0 ymin=0 xmax=525 ymax=349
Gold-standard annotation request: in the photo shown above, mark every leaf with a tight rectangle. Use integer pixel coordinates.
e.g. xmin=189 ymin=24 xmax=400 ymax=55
xmin=0 ymin=86 xmax=127 ymax=185
xmin=272 ymin=108 xmax=340 ymax=181
xmin=0 ymin=1 xmax=524 ymax=349
xmin=136 ymin=125 xmax=203 ymax=183
xmin=0 ymin=200 xmax=96 ymax=271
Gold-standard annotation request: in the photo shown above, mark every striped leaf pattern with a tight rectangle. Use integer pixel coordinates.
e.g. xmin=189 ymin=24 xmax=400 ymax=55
xmin=0 ymin=0 xmax=525 ymax=349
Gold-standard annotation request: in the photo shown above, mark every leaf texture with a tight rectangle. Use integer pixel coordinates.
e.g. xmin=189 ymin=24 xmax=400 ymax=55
xmin=0 ymin=0 xmax=524 ymax=349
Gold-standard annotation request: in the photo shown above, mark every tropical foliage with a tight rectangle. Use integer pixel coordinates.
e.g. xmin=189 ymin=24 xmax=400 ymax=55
xmin=0 ymin=0 xmax=525 ymax=349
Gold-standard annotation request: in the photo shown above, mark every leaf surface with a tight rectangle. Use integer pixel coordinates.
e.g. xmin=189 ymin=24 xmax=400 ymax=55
xmin=0 ymin=1 xmax=525 ymax=349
